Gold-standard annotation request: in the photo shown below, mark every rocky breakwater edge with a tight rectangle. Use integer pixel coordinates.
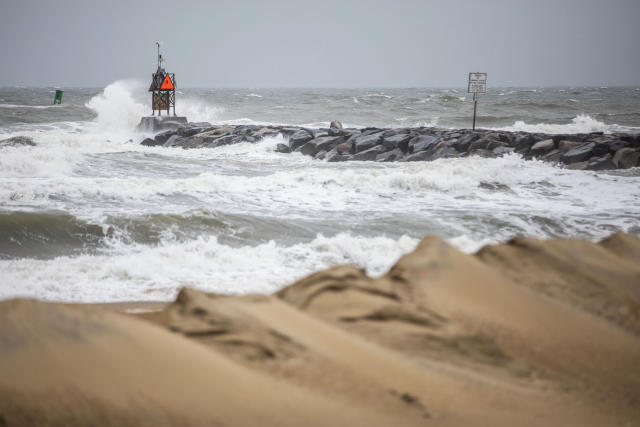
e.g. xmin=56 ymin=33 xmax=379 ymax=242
xmin=139 ymin=120 xmax=640 ymax=171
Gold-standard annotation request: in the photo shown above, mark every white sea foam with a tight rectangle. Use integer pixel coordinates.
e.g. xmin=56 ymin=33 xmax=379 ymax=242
xmin=2 ymin=83 xmax=639 ymax=304
xmin=495 ymin=114 xmax=611 ymax=134
xmin=0 ymin=233 xmax=419 ymax=302
xmin=85 ymin=80 xmax=147 ymax=134
xmin=0 ymin=104 xmax=62 ymax=109
xmin=177 ymin=97 xmax=224 ymax=123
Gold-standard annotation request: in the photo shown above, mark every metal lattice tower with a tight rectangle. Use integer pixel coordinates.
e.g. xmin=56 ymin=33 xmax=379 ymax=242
xmin=148 ymin=42 xmax=176 ymax=116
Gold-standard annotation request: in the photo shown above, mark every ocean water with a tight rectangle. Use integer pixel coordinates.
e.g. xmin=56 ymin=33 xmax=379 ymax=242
xmin=1 ymin=82 xmax=639 ymax=302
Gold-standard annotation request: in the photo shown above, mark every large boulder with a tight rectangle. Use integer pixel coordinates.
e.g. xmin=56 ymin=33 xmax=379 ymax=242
xmin=382 ymin=133 xmax=411 ymax=152
xmin=612 ymin=147 xmax=640 ymax=169
xmin=529 ymin=139 xmax=555 ymax=157
xmin=329 ymin=120 xmax=343 ymax=130
xmin=163 ymin=134 xmax=185 ymax=147
xmin=408 ymin=135 xmax=439 ymax=154
xmin=337 ymin=140 xmax=353 ymax=154
xmin=376 ymin=148 xmax=404 ymax=162
xmin=288 ymin=130 xmax=314 ymax=151
xmin=205 ymin=134 xmax=243 ymax=148
xmin=326 ymin=147 xmax=350 ymax=162
xmin=276 ymin=143 xmax=291 ymax=153
xmin=404 ymin=151 xmax=433 ymax=162
xmin=352 ymin=133 xmax=383 ymax=153
xmin=153 ymin=130 xmax=176 ymax=145
xmin=279 ymin=127 xmax=301 ymax=136
xmin=606 ymin=139 xmax=628 ymax=153
xmin=470 ymin=137 xmax=502 ymax=151
xmin=561 ymin=142 xmax=596 ymax=164
xmin=586 ymin=155 xmax=616 ymax=171
xmin=299 ymin=136 xmax=345 ymax=157
xmin=542 ymin=149 xmax=562 ymax=163
xmin=177 ymin=125 xmax=207 ymax=137
xmin=352 ymin=145 xmax=388 ymax=161
xmin=454 ymin=133 xmax=480 ymax=152
xmin=431 ymin=146 xmax=460 ymax=160
xmin=558 ymin=140 xmax=583 ymax=152
xmin=514 ymin=134 xmax=539 ymax=154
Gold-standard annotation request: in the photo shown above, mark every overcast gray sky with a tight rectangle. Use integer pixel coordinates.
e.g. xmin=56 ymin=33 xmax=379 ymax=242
xmin=1 ymin=0 xmax=639 ymax=87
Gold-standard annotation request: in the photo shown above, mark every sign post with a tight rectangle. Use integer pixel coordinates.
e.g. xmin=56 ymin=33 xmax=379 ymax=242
xmin=468 ymin=72 xmax=487 ymax=130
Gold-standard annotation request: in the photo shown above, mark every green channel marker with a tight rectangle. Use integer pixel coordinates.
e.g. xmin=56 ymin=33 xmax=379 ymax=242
xmin=53 ymin=89 xmax=63 ymax=104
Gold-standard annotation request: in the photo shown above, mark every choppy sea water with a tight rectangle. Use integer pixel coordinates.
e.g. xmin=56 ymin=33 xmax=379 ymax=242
xmin=1 ymin=82 xmax=639 ymax=302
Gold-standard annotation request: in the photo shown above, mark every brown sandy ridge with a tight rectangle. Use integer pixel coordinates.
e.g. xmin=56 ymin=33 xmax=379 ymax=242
xmin=1 ymin=233 xmax=639 ymax=426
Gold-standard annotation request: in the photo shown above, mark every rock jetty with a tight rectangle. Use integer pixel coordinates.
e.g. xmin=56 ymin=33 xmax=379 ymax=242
xmin=139 ymin=120 xmax=640 ymax=171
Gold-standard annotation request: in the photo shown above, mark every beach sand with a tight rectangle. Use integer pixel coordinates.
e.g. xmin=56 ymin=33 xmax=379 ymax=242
xmin=1 ymin=233 xmax=639 ymax=426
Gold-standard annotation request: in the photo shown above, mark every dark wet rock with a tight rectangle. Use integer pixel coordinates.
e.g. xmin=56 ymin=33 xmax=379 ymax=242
xmin=514 ymin=134 xmax=539 ymax=154
xmin=382 ymin=128 xmax=408 ymax=138
xmin=276 ymin=143 xmax=291 ymax=153
xmin=352 ymin=133 xmax=383 ymax=153
xmin=586 ymin=155 xmax=616 ymax=171
xmin=360 ymin=127 xmax=383 ymax=136
xmin=566 ymin=161 xmax=589 ymax=170
xmin=163 ymin=134 xmax=185 ymax=147
xmin=326 ymin=147 xmax=349 ymax=162
xmin=454 ymin=133 xmax=479 ymax=152
xmin=137 ymin=116 xmax=188 ymax=132
xmin=137 ymin=120 xmax=638 ymax=170
xmin=486 ymin=132 xmax=512 ymax=144
xmin=337 ymin=140 xmax=354 ymax=155
xmin=328 ymin=127 xmax=343 ymax=136
xmin=592 ymin=142 xmax=611 ymax=158
xmin=612 ymin=147 xmax=640 ymax=169
xmin=529 ymin=139 xmax=555 ymax=157
xmin=542 ymin=149 xmax=562 ymax=163
xmin=206 ymin=134 xmax=242 ymax=148
xmin=552 ymin=134 xmax=585 ymax=144
xmin=153 ymin=130 xmax=175 ymax=145
xmin=562 ymin=142 xmax=596 ymax=164
xmin=431 ymin=146 xmax=460 ymax=160
xmin=558 ymin=140 xmax=583 ymax=152
xmin=376 ymin=148 xmax=404 ymax=162
xmin=0 ymin=135 xmax=37 ymax=147
xmin=352 ymin=145 xmax=388 ymax=161
xmin=300 ymin=136 xmax=345 ymax=157
xmin=177 ymin=126 xmax=206 ymax=137
xmin=315 ymin=150 xmax=328 ymax=160
xmin=280 ymin=127 xmax=301 ymax=136
xmin=288 ymin=130 xmax=314 ymax=151
xmin=140 ymin=137 xmax=159 ymax=147
xmin=606 ymin=139 xmax=627 ymax=153
xmin=470 ymin=137 xmax=501 ymax=151
xmin=408 ymin=135 xmax=439 ymax=154
xmin=382 ymin=133 xmax=411 ymax=151
xmin=405 ymin=150 xmax=433 ymax=162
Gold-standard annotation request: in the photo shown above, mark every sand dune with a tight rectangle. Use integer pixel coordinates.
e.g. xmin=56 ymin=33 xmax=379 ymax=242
xmin=1 ymin=233 xmax=640 ymax=426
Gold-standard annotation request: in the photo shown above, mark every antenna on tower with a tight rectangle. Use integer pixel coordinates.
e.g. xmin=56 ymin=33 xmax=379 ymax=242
xmin=156 ymin=41 xmax=164 ymax=69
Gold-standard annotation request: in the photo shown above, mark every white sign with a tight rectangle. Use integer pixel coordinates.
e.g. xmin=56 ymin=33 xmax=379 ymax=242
xmin=468 ymin=72 xmax=487 ymax=93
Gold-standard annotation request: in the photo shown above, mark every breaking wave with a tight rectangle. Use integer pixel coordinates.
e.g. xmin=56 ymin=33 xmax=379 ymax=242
xmin=494 ymin=114 xmax=637 ymax=134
